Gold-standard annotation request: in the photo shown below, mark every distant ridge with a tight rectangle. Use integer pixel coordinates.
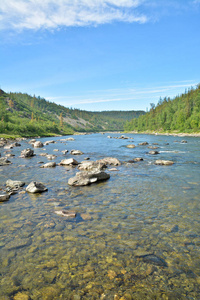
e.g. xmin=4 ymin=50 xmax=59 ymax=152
xmin=0 ymin=89 xmax=145 ymax=137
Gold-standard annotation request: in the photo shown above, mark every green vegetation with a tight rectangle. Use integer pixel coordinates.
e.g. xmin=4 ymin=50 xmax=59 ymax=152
xmin=0 ymin=89 xmax=144 ymax=137
xmin=124 ymin=84 xmax=200 ymax=133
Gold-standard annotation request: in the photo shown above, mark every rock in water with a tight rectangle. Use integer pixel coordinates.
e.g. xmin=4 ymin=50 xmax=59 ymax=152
xmin=33 ymin=141 xmax=44 ymax=148
xmin=155 ymin=160 xmax=174 ymax=165
xmin=55 ymin=210 xmax=76 ymax=217
xmin=6 ymin=179 xmax=25 ymax=188
xmin=20 ymin=148 xmax=34 ymax=158
xmin=137 ymin=254 xmax=168 ymax=267
xmin=40 ymin=162 xmax=56 ymax=168
xmin=97 ymin=157 xmax=121 ymax=166
xmin=26 ymin=182 xmax=48 ymax=193
xmin=59 ymin=158 xmax=79 ymax=166
xmin=70 ymin=149 xmax=84 ymax=155
xmin=68 ymin=170 xmax=110 ymax=186
xmin=0 ymin=157 xmax=12 ymax=166
xmin=0 ymin=194 xmax=10 ymax=202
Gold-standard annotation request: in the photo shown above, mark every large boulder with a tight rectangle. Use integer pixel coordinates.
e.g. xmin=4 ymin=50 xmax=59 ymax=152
xmin=59 ymin=158 xmax=79 ymax=166
xmin=6 ymin=179 xmax=25 ymax=189
xmin=20 ymin=148 xmax=34 ymax=158
xmin=68 ymin=170 xmax=110 ymax=186
xmin=97 ymin=157 xmax=121 ymax=166
xmin=155 ymin=160 xmax=174 ymax=165
xmin=26 ymin=182 xmax=48 ymax=193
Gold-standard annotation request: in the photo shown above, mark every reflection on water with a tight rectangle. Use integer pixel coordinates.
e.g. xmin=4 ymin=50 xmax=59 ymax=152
xmin=0 ymin=133 xmax=200 ymax=299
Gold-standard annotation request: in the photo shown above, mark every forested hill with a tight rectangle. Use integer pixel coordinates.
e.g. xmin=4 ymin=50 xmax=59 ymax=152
xmin=0 ymin=89 xmax=145 ymax=137
xmin=125 ymin=84 xmax=200 ymax=133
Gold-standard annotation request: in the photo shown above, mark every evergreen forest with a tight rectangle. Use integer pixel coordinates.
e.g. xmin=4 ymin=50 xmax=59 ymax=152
xmin=125 ymin=84 xmax=200 ymax=133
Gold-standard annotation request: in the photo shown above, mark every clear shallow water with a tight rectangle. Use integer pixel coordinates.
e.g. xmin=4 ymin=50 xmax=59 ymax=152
xmin=0 ymin=133 xmax=200 ymax=300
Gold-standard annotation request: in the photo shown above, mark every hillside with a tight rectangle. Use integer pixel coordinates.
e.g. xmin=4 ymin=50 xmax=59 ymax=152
xmin=124 ymin=84 xmax=200 ymax=133
xmin=0 ymin=89 xmax=145 ymax=137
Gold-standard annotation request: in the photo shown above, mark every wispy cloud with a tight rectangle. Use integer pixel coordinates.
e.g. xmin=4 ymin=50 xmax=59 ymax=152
xmin=0 ymin=0 xmax=147 ymax=31
xmin=47 ymin=81 xmax=198 ymax=107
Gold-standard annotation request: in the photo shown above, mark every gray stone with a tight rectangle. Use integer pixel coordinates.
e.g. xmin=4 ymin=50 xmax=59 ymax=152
xmin=59 ymin=158 xmax=79 ymax=166
xmin=33 ymin=141 xmax=43 ymax=148
xmin=78 ymin=161 xmax=106 ymax=171
xmin=20 ymin=148 xmax=34 ymax=158
xmin=149 ymin=150 xmax=159 ymax=155
xmin=126 ymin=144 xmax=136 ymax=148
xmin=0 ymin=157 xmax=12 ymax=165
xmin=155 ymin=160 xmax=174 ymax=165
xmin=6 ymin=179 xmax=25 ymax=188
xmin=68 ymin=170 xmax=110 ymax=186
xmin=0 ymin=194 xmax=10 ymax=202
xmin=70 ymin=149 xmax=84 ymax=155
xmin=97 ymin=157 xmax=121 ymax=166
xmin=26 ymin=181 xmax=48 ymax=193
xmin=40 ymin=162 xmax=56 ymax=168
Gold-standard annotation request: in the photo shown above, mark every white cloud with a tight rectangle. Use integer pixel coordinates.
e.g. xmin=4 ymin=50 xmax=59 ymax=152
xmin=46 ymin=81 xmax=198 ymax=107
xmin=0 ymin=0 xmax=147 ymax=31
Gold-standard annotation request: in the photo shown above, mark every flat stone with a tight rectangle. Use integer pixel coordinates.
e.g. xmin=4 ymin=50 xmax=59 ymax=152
xmin=40 ymin=162 xmax=56 ymax=168
xmin=59 ymin=158 xmax=79 ymax=166
xmin=155 ymin=160 xmax=174 ymax=165
xmin=68 ymin=170 xmax=110 ymax=186
xmin=55 ymin=210 xmax=76 ymax=217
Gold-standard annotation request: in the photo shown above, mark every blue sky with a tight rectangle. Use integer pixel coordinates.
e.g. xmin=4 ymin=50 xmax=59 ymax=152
xmin=0 ymin=0 xmax=200 ymax=112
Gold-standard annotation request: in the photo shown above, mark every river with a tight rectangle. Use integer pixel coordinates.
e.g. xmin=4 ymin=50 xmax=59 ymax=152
xmin=0 ymin=133 xmax=200 ymax=299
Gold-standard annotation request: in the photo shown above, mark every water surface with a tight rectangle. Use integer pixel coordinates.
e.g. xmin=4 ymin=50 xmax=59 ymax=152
xmin=0 ymin=133 xmax=200 ymax=299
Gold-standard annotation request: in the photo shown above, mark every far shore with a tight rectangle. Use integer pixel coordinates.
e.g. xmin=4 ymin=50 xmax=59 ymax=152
xmin=1 ymin=130 xmax=200 ymax=140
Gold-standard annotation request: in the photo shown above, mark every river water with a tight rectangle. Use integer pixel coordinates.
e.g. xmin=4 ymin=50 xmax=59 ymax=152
xmin=0 ymin=133 xmax=200 ymax=300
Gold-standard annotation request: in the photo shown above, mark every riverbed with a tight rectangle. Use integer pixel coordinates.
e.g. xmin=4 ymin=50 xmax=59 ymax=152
xmin=0 ymin=133 xmax=200 ymax=299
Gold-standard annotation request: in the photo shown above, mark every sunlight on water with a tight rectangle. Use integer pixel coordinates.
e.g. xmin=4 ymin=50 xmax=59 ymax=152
xmin=0 ymin=133 xmax=200 ymax=299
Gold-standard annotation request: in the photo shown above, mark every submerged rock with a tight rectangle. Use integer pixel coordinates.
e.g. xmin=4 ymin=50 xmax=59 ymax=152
xmin=155 ymin=160 xmax=174 ymax=165
xmin=68 ymin=170 xmax=110 ymax=186
xmin=139 ymin=142 xmax=149 ymax=145
xmin=55 ymin=210 xmax=76 ymax=217
xmin=136 ymin=253 xmax=168 ymax=267
xmin=20 ymin=148 xmax=34 ymax=158
xmin=26 ymin=181 xmax=48 ymax=193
